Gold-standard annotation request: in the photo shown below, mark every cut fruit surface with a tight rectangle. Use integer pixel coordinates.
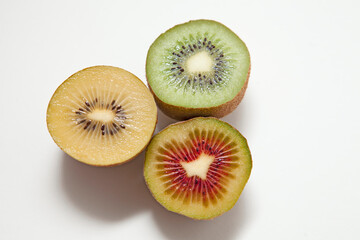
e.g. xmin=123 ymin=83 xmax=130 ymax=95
xmin=146 ymin=19 xmax=251 ymax=120
xmin=144 ymin=117 xmax=252 ymax=219
xmin=47 ymin=66 xmax=157 ymax=166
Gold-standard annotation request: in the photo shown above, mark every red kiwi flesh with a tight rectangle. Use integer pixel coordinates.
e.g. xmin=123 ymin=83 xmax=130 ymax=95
xmin=144 ymin=117 xmax=252 ymax=219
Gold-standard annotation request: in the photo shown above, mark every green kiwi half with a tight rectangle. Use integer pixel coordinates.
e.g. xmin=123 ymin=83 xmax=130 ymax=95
xmin=146 ymin=19 xmax=250 ymax=120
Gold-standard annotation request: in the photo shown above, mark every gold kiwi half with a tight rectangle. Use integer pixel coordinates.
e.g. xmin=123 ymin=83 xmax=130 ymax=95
xmin=47 ymin=66 xmax=157 ymax=166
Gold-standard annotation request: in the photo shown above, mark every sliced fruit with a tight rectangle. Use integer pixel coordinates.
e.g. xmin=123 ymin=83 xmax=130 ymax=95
xmin=144 ymin=117 xmax=252 ymax=219
xmin=47 ymin=66 xmax=157 ymax=166
xmin=146 ymin=19 xmax=251 ymax=120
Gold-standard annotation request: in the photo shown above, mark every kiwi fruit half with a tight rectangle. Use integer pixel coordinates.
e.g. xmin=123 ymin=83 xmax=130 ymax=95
xmin=146 ymin=19 xmax=250 ymax=120
xmin=47 ymin=66 xmax=157 ymax=166
xmin=144 ymin=117 xmax=252 ymax=219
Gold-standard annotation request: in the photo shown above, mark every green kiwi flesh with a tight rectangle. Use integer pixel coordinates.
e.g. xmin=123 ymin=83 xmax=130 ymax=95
xmin=146 ymin=19 xmax=250 ymax=119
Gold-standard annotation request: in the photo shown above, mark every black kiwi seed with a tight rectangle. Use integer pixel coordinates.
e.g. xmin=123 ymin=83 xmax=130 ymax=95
xmin=84 ymin=121 xmax=91 ymax=130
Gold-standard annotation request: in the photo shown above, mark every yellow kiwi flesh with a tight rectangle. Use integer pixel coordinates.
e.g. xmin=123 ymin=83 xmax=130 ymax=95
xmin=47 ymin=66 xmax=157 ymax=166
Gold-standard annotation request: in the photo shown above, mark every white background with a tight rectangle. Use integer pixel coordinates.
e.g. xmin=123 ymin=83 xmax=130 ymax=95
xmin=0 ymin=0 xmax=359 ymax=239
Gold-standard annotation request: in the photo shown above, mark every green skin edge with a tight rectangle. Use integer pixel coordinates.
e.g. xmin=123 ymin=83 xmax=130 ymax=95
xmin=144 ymin=117 xmax=252 ymax=220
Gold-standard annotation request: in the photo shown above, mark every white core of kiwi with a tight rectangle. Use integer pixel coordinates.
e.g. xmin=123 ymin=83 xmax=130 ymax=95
xmin=185 ymin=51 xmax=214 ymax=74
xmin=180 ymin=153 xmax=215 ymax=180
xmin=87 ymin=109 xmax=115 ymax=122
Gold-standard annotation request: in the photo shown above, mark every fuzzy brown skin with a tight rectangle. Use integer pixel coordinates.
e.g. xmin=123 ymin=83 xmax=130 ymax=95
xmin=148 ymin=65 xmax=251 ymax=120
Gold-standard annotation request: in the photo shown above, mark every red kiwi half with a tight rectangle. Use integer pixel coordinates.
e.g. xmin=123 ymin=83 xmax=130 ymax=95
xmin=144 ymin=117 xmax=252 ymax=219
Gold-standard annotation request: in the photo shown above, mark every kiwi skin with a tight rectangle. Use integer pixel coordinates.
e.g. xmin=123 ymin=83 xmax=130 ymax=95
xmin=46 ymin=65 xmax=158 ymax=167
xmin=148 ymin=64 xmax=250 ymax=120
xmin=144 ymin=117 xmax=252 ymax=219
